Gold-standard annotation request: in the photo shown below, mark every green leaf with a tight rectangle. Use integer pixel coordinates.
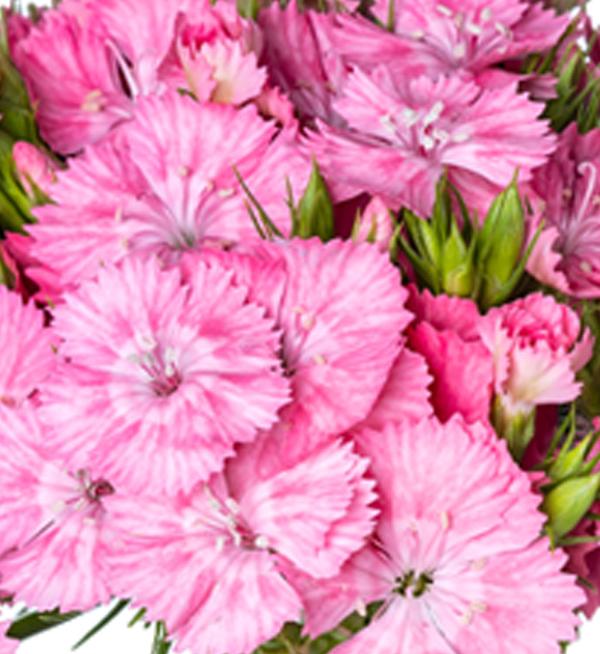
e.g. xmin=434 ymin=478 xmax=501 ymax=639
xmin=72 ymin=600 xmax=129 ymax=650
xmin=7 ymin=609 xmax=80 ymax=640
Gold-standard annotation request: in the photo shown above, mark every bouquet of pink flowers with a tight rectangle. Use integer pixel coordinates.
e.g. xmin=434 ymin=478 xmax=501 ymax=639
xmin=1 ymin=0 xmax=600 ymax=652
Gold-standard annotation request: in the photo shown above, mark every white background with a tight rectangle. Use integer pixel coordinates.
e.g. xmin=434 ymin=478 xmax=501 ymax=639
xmin=1 ymin=0 xmax=600 ymax=651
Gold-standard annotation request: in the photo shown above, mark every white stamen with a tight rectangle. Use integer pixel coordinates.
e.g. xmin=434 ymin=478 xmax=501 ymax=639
xmin=217 ymin=188 xmax=235 ymax=198
xmin=313 ymin=354 xmax=327 ymax=365
xmin=451 ymin=129 xmax=471 ymax=143
xmin=411 ymin=29 xmax=425 ymax=39
xmin=423 ymin=101 xmax=444 ymax=127
xmin=81 ymin=89 xmax=105 ymax=112
xmin=419 ymin=134 xmax=435 ymax=151
xmin=581 ymin=261 xmax=593 ymax=273
xmin=114 ymin=207 xmax=123 ymax=223
xmin=471 ymin=601 xmax=487 ymax=613
xmin=177 ymin=165 xmax=190 ymax=178
xmin=255 ymin=535 xmax=269 ymax=549
xmin=355 ymin=599 xmax=368 ymax=617
xmin=471 ymin=558 xmax=487 ymax=570
xmin=225 ymin=498 xmax=241 ymax=514
xmin=165 ymin=347 xmax=177 ymax=365
xmin=494 ymin=21 xmax=511 ymax=38
xmin=300 ymin=313 xmax=316 ymax=331
xmin=481 ymin=8 xmax=492 ymax=21
xmin=440 ymin=511 xmax=450 ymax=530
xmin=401 ymin=107 xmax=419 ymax=128
xmin=465 ymin=21 xmax=483 ymax=36
xmin=215 ymin=535 xmax=226 ymax=552
xmin=225 ymin=515 xmax=237 ymax=529
xmin=452 ymin=42 xmax=467 ymax=59
xmin=460 ymin=609 xmax=473 ymax=625
xmin=51 ymin=500 xmax=66 ymax=515
xmin=232 ymin=530 xmax=242 ymax=547
xmin=454 ymin=12 xmax=464 ymax=27
xmin=164 ymin=362 xmax=176 ymax=377
xmin=432 ymin=128 xmax=450 ymax=143
xmin=135 ymin=332 xmax=157 ymax=351
xmin=436 ymin=4 xmax=453 ymax=17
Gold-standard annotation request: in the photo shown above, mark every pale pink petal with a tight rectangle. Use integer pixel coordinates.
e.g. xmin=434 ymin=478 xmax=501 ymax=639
xmin=358 ymin=346 xmax=433 ymax=430
xmin=240 ymin=440 xmax=376 ymax=577
xmin=0 ymin=285 xmax=55 ymax=406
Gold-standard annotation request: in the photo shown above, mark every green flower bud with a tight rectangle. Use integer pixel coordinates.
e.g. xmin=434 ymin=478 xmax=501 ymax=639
xmin=293 ymin=161 xmax=334 ymax=242
xmin=543 ymin=473 xmax=600 ymax=541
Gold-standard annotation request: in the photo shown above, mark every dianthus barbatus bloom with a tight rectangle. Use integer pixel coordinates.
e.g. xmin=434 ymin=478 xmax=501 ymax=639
xmin=528 ymin=124 xmax=600 ymax=298
xmin=26 ymin=92 xmax=309 ymax=295
xmin=367 ymin=0 xmax=568 ymax=80
xmin=407 ymin=288 xmax=494 ymax=424
xmin=291 ymin=418 xmax=584 ymax=654
xmin=40 ymin=256 xmax=290 ymax=495
xmin=480 ymin=292 xmax=593 ymax=418
xmin=186 ymin=237 xmax=412 ymax=436
xmin=0 ymin=285 xmax=55 ymax=407
xmin=108 ymin=438 xmax=377 ymax=654
xmin=11 ymin=8 xmax=131 ymax=154
xmin=0 ymin=406 xmax=115 ymax=611
xmin=307 ymin=67 xmax=554 ymax=216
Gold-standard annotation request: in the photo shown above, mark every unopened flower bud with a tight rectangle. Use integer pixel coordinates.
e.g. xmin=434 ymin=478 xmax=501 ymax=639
xmin=543 ymin=473 xmax=600 ymax=541
xmin=352 ymin=196 xmax=395 ymax=253
xmin=12 ymin=141 xmax=56 ymax=200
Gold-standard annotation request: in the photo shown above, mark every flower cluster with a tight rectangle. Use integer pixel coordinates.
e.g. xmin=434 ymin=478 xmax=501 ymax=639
xmin=0 ymin=0 xmax=599 ymax=653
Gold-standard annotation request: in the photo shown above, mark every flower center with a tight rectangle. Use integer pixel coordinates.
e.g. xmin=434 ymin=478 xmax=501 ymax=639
xmin=132 ymin=336 xmax=182 ymax=397
xmin=393 ymin=570 xmax=434 ymax=598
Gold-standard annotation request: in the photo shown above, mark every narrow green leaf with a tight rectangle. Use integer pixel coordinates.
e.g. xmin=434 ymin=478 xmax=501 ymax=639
xmin=72 ymin=600 xmax=129 ymax=650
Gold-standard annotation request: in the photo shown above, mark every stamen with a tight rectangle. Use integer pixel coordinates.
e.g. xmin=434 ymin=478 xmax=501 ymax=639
xmin=225 ymin=498 xmax=241 ymax=514
xmin=254 ymin=535 xmax=269 ymax=549
xmin=423 ymin=101 xmax=444 ymax=127
xmin=576 ymin=162 xmax=599 ymax=223
xmin=436 ymin=4 xmax=453 ymax=17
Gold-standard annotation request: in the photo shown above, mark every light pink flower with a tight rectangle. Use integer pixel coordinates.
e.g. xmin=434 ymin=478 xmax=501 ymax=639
xmin=40 ymin=256 xmax=290 ymax=495
xmin=108 ymin=438 xmax=376 ymax=654
xmin=528 ymin=124 xmax=600 ymax=298
xmin=368 ymin=0 xmax=568 ymax=79
xmin=187 ymin=237 xmax=412 ymax=435
xmin=480 ymin=292 xmax=593 ymax=416
xmin=27 ymin=93 xmax=309 ymax=294
xmin=292 ymin=417 xmax=584 ymax=653
xmin=0 ymin=284 xmax=55 ymax=407
xmin=12 ymin=142 xmax=57 ymax=199
xmin=307 ymin=68 xmax=554 ymax=216
xmin=0 ymin=406 xmax=115 ymax=611
xmin=407 ymin=289 xmax=494 ymax=423
xmin=11 ymin=9 xmax=131 ymax=154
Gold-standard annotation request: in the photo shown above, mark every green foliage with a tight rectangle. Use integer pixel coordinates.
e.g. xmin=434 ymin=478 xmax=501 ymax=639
xmin=399 ymin=175 xmax=537 ymax=311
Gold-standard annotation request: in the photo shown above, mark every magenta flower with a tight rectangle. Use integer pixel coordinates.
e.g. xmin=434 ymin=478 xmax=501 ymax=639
xmin=528 ymin=124 xmax=600 ymax=298
xmin=0 ymin=285 xmax=55 ymax=407
xmin=292 ymin=418 xmax=584 ymax=654
xmin=27 ymin=92 xmax=309 ymax=295
xmin=40 ymin=256 xmax=290 ymax=495
xmin=368 ymin=0 xmax=568 ymax=79
xmin=11 ymin=9 xmax=131 ymax=154
xmin=107 ymin=438 xmax=376 ymax=654
xmin=0 ymin=406 xmax=115 ymax=611
xmin=407 ymin=289 xmax=494 ymax=424
xmin=307 ymin=67 xmax=554 ymax=216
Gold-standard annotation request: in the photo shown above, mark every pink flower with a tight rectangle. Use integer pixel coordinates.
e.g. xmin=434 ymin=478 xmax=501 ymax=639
xmin=356 ymin=346 xmax=433 ymax=430
xmin=0 ymin=284 xmax=55 ymax=407
xmin=108 ymin=438 xmax=376 ymax=654
xmin=11 ymin=9 xmax=131 ymax=154
xmin=40 ymin=256 xmax=290 ymax=495
xmin=0 ymin=406 xmax=115 ymax=611
xmin=480 ymin=292 xmax=593 ymax=416
xmin=27 ymin=93 xmax=309 ymax=294
xmin=528 ymin=124 xmax=600 ymax=298
xmin=368 ymin=0 xmax=568 ymax=79
xmin=12 ymin=142 xmax=57 ymax=199
xmin=407 ymin=289 xmax=494 ymax=424
xmin=187 ymin=237 xmax=413 ymax=435
xmin=292 ymin=417 xmax=584 ymax=653
xmin=307 ymin=68 xmax=554 ymax=216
